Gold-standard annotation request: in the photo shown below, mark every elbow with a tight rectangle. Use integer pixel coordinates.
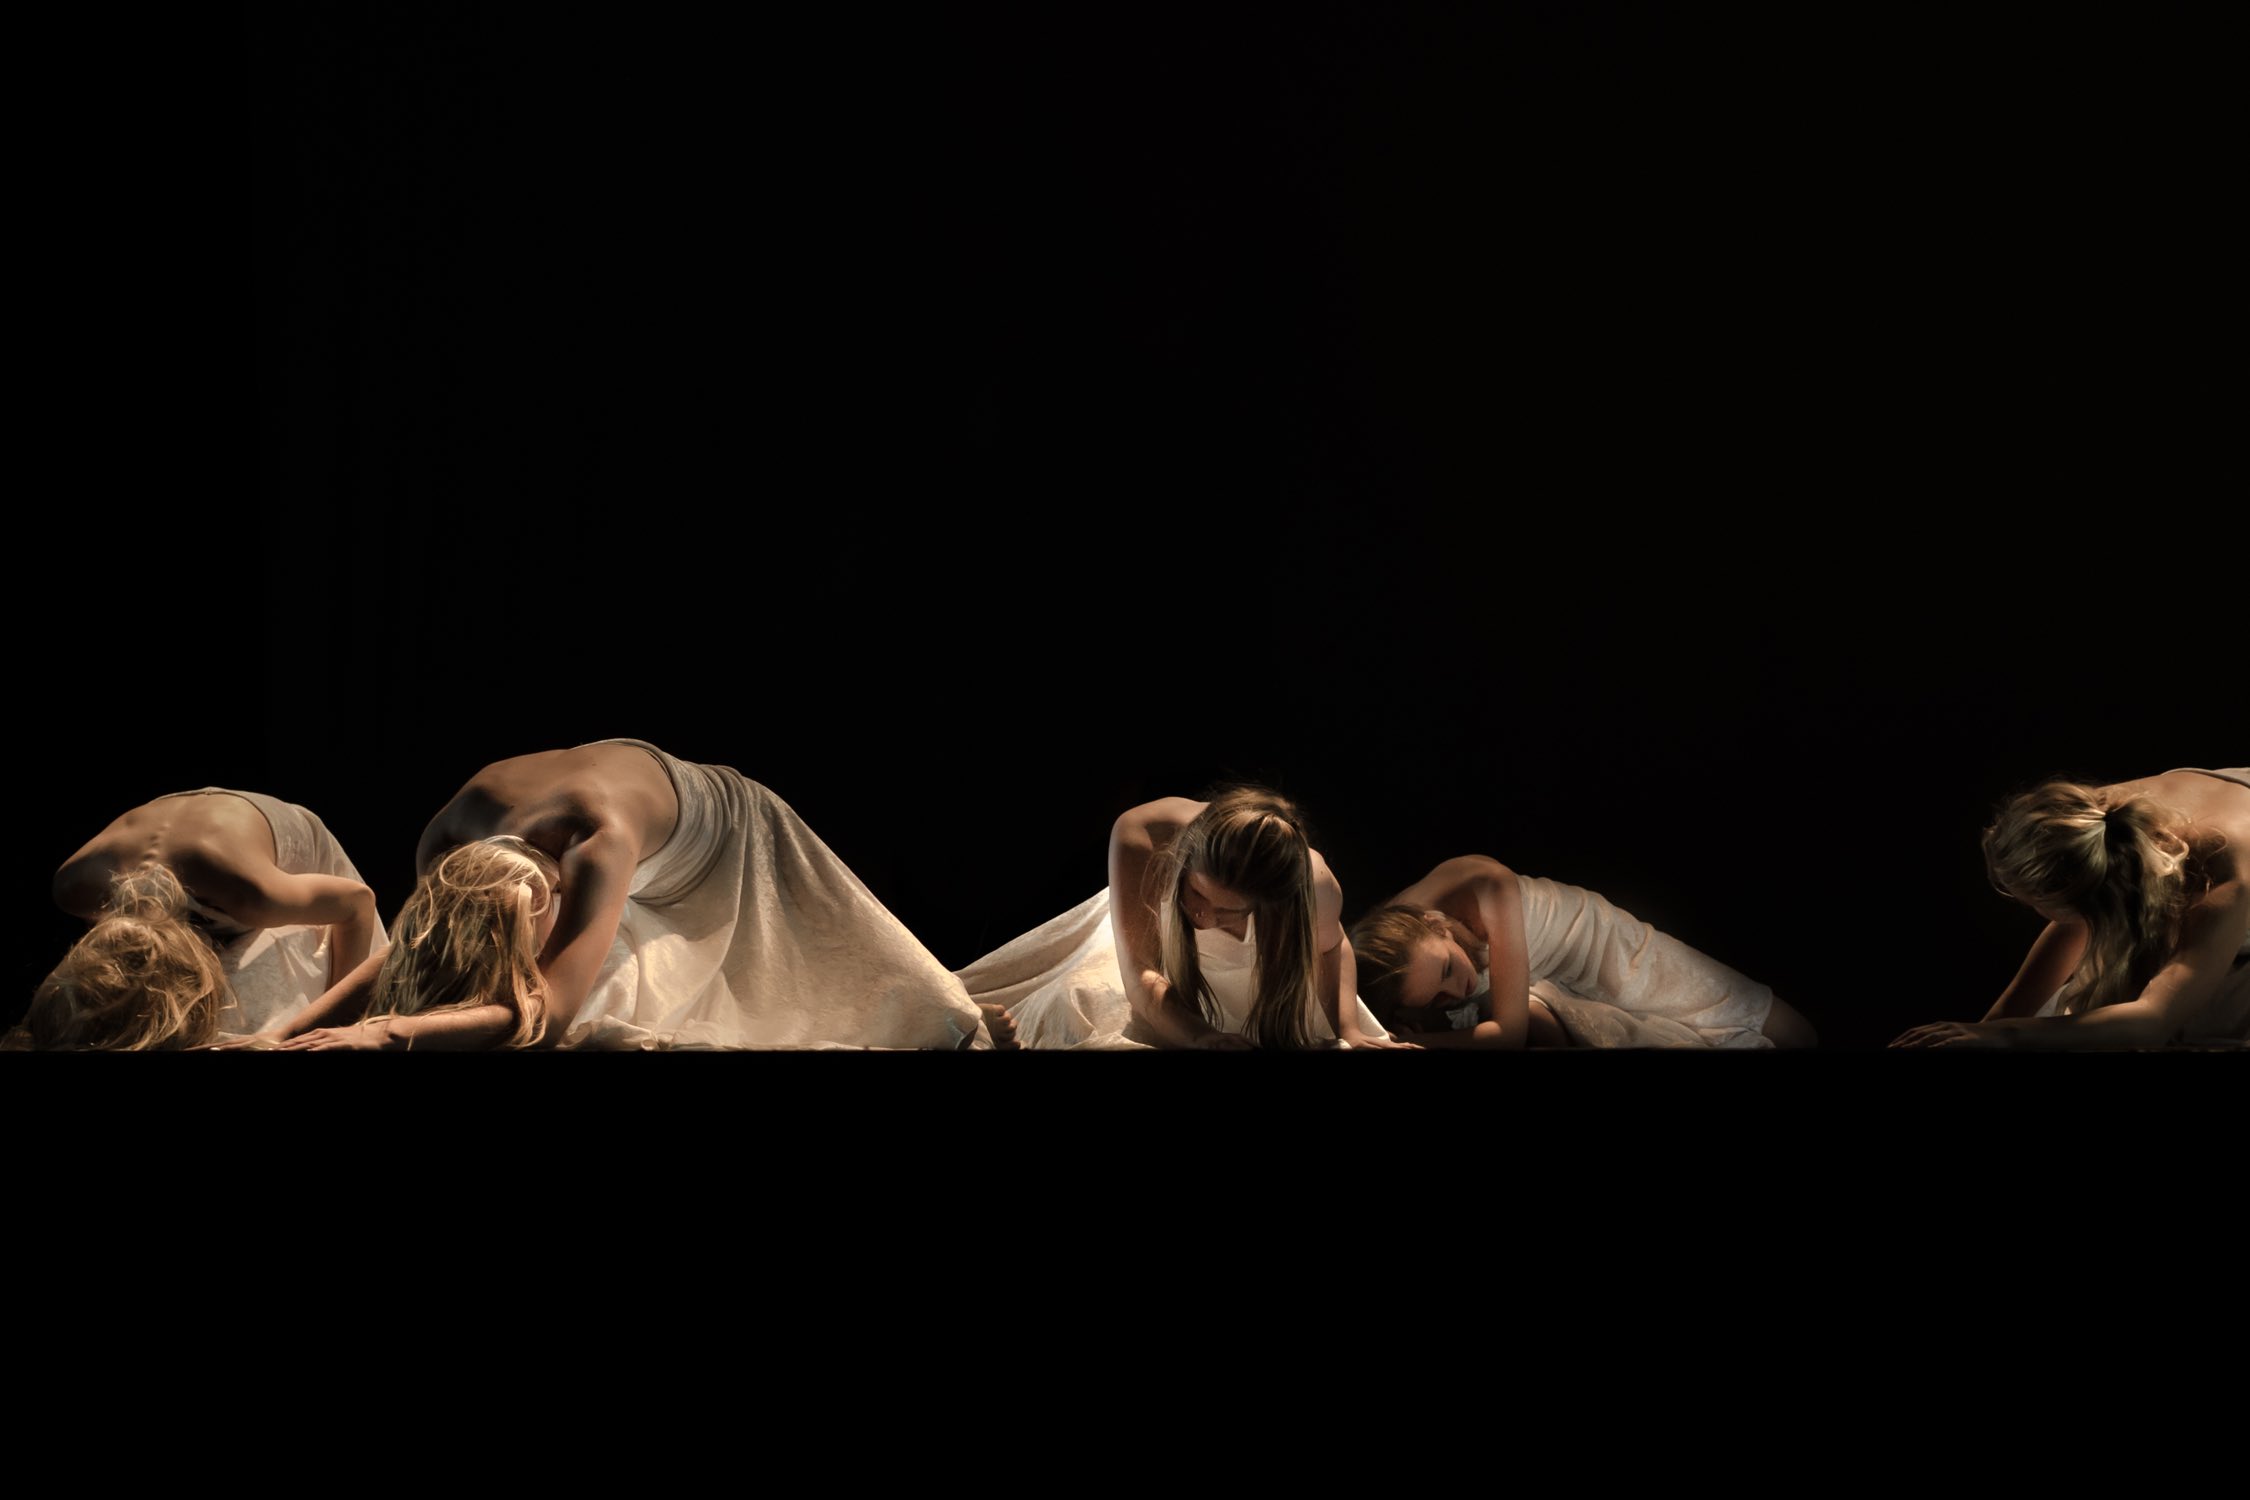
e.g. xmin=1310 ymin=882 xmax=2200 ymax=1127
xmin=1124 ymin=968 xmax=1176 ymax=1030
xmin=2103 ymin=994 xmax=2196 ymax=1050
xmin=521 ymin=996 xmax=567 ymax=1050
xmin=344 ymin=883 xmax=378 ymax=928
xmin=1108 ymin=807 xmax=1151 ymax=861
xmin=1124 ymin=982 xmax=1163 ymax=1028
xmin=2139 ymin=1010 xmax=2192 ymax=1050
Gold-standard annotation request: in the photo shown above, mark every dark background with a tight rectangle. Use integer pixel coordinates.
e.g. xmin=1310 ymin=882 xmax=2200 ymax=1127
xmin=10 ymin=6 xmax=2237 ymax=1053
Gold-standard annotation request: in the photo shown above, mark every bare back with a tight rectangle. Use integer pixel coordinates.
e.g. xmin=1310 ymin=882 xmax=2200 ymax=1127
xmin=401 ymin=742 xmax=685 ymax=1039
xmin=54 ymin=791 xmax=281 ymax=922
xmin=415 ymin=742 xmax=680 ymax=877
xmin=2109 ymin=770 xmax=2250 ymax=888
xmin=2110 ymin=770 xmax=2250 ymax=1038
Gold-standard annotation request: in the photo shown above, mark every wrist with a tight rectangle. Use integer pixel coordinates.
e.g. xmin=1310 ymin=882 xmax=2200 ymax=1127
xmin=369 ymin=1014 xmax=414 ymax=1052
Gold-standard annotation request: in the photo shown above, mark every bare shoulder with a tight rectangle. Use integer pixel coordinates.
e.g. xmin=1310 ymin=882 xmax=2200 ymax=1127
xmin=455 ymin=747 xmax=575 ymax=804
xmin=163 ymin=839 xmax=288 ymax=926
xmin=2120 ymin=769 xmax=2250 ymax=817
xmin=415 ymin=779 xmax=504 ymax=875
xmin=2184 ymin=877 xmax=2250 ymax=939
xmin=55 ymin=793 xmax=281 ymax=913
xmin=2129 ymin=771 xmax=2250 ymax=874
xmin=1439 ymin=853 xmax=1515 ymax=885
xmin=1380 ymin=857 xmax=1512 ymax=944
xmin=1395 ymin=853 xmax=1514 ymax=905
xmin=52 ymin=850 xmax=117 ymax=918
xmin=54 ymin=805 xmax=137 ymax=911
xmin=426 ymin=743 xmax=676 ymax=874
xmin=1112 ymin=795 xmax=1208 ymax=846
xmin=63 ymin=799 xmax=144 ymax=859
xmin=549 ymin=742 xmax=678 ymax=832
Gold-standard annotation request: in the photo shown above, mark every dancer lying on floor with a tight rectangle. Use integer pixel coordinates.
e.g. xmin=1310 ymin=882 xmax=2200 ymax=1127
xmin=958 ymin=785 xmax=1404 ymax=1049
xmin=17 ymin=788 xmax=383 ymax=1049
xmin=277 ymin=739 xmax=989 ymax=1050
xmin=1350 ymin=855 xmax=1816 ymax=1049
xmin=1893 ymin=767 xmax=2250 ymax=1049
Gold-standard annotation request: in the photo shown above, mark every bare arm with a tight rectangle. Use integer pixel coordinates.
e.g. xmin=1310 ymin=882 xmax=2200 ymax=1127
xmin=265 ymin=812 xmax=463 ymax=1044
xmin=1903 ymin=884 xmax=2250 ymax=1049
xmin=1410 ymin=856 xmax=1532 ymax=1051
xmin=528 ymin=829 xmax=639 ymax=1041
xmin=1316 ymin=852 xmax=1402 ymax=1048
xmin=275 ymin=835 xmax=639 ymax=1051
xmin=1329 ymin=933 xmax=1363 ymax=1043
xmin=272 ymin=945 xmax=388 ymax=1037
xmin=1313 ymin=850 xmax=1348 ymax=1043
xmin=218 ymin=868 xmax=382 ymax=989
xmin=277 ymin=1003 xmax=522 ymax=1051
xmin=166 ymin=830 xmax=386 ymax=984
xmin=1107 ymin=797 xmax=1243 ymax=1049
xmin=1400 ymin=1020 xmax=1510 ymax=1049
xmin=1981 ymin=918 xmax=2089 ymax=1022
xmin=267 ymin=889 xmax=513 ymax=1050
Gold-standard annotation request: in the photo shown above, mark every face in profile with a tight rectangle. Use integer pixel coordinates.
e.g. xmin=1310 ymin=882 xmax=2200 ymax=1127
xmin=1389 ymin=915 xmax=1482 ymax=1011
xmin=1181 ymin=869 xmax=1255 ymax=939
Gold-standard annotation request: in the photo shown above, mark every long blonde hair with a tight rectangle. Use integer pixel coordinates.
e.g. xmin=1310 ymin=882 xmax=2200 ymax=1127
xmin=1152 ymin=787 xmax=1322 ymax=1050
xmin=1983 ymin=780 xmax=2205 ymax=1013
xmin=22 ymin=864 xmax=236 ymax=1050
xmin=366 ymin=836 xmax=559 ymax=1047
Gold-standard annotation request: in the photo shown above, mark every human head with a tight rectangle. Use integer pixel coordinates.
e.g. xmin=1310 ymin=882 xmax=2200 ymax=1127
xmin=368 ymin=835 xmax=560 ymax=1046
xmin=1348 ymin=906 xmax=1480 ymax=1033
xmin=1154 ymin=786 xmax=1321 ymax=1049
xmin=1982 ymin=780 xmax=2194 ymax=1011
xmin=24 ymin=864 xmax=235 ymax=1049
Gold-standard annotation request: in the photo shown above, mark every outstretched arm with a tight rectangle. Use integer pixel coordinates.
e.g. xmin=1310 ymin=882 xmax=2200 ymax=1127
xmin=276 ymin=838 xmax=637 ymax=1051
xmin=279 ymin=812 xmax=641 ymax=1049
xmin=1107 ymin=798 xmax=1249 ymax=1049
xmin=279 ymin=1000 xmax=520 ymax=1051
xmin=1898 ymin=883 xmax=2249 ymax=1049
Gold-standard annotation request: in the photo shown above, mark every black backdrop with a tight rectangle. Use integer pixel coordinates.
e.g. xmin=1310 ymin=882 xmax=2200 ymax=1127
xmin=11 ymin=6 xmax=2238 ymax=1059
